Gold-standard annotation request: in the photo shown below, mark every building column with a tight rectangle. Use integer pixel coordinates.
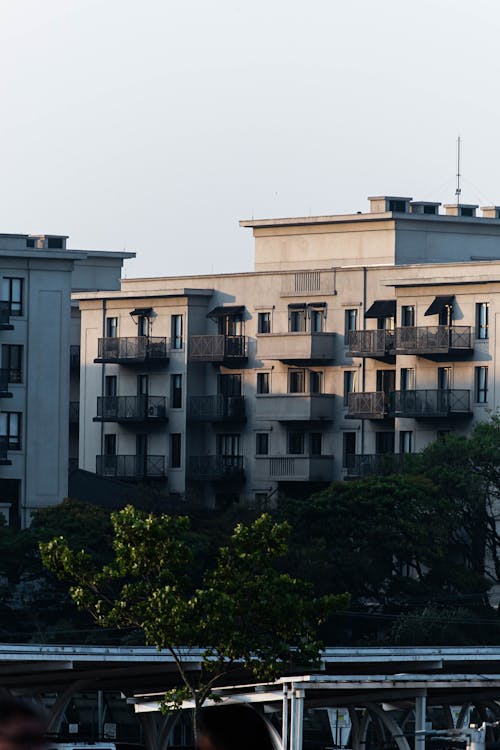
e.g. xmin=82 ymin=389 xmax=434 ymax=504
xmin=415 ymin=693 xmax=427 ymax=750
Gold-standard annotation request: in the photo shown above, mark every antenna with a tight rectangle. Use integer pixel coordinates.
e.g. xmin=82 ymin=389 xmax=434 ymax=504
xmin=455 ymin=136 xmax=461 ymax=204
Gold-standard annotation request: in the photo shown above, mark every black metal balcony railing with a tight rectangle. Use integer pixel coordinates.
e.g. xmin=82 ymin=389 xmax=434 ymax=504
xmin=189 ymin=335 xmax=248 ymax=363
xmin=96 ymin=337 xmax=169 ymax=364
xmin=391 ymin=389 xmax=472 ymax=418
xmin=95 ymin=395 xmax=168 ymax=422
xmin=345 ymin=453 xmax=407 ymax=478
xmin=69 ymin=401 xmax=80 ymax=424
xmin=187 ymin=455 xmax=245 ymax=480
xmin=188 ymin=395 xmax=246 ymax=422
xmin=347 ymin=329 xmax=394 ymax=358
xmin=0 ymin=435 xmax=11 ymax=465
xmin=70 ymin=345 xmax=81 ymax=369
xmin=0 ymin=300 xmax=13 ymax=330
xmin=347 ymin=391 xmax=389 ymax=419
xmin=96 ymin=454 xmax=166 ymax=480
xmin=394 ymin=326 xmax=472 ymax=355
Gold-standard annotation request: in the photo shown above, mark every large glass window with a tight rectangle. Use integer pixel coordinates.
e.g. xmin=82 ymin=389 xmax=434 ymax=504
xmin=375 ymin=431 xmax=395 ymax=454
xmin=0 ymin=412 xmax=21 ymax=449
xmin=137 ymin=315 xmax=148 ymax=337
xmin=2 ymin=278 xmax=23 ymax=317
xmin=475 ymin=366 xmax=488 ymax=403
xmin=217 ymin=434 xmax=240 ymax=456
xmin=171 ymin=315 xmax=184 ymax=349
xmin=218 ymin=374 xmax=241 ymax=396
xmin=476 ymin=303 xmax=489 ymax=340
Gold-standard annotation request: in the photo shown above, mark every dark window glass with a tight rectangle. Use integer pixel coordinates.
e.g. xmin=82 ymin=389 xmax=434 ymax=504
xmin=0 ymin=412 xmax=21 ymax=449
xmin=105 ymin=375 xmax=117 ymax=397
xmin=217 ymin=434 xmax=240 ymax=456
xmin=309 ymin=371 xmax=323 ymax=394
xmin=256 ymin=433 xmax=269 ymax=455
xmin=344 ymin=309 xmax=358 ymax=341
xmin=476 ymin=303 xmax=489 ymax=340
xmin=257 ymin=372 xmax=269 ymax=394
xmin=2 ymin=345 xmax=22 ymax=383
xmin=287 ymin=431 xmax=305 ymax=455
xmin=171 ymin=374 xmax=183 ymax=408
xmin=47 ymin=237 xmax=64 ymax=249
xmin=310 ymin=432 xmax=322 ymax=456
xmin=401 ymin=305 xmax=415 ymax=327
xmin=26 ymin=238 xmax=35 ymax=248
xmin=389 ymin=199 xmax=406 ymax=212
xmin=400 ymin=368 xmax=415 ymax=391
xmin=2 ymin=278 xmax=23 ymax=316
xmin=309 ymin=308 xmax=324 ymax=332
xmin=218 ymin=374 xmax=241 ymax=396
xmin=104 ymin=434 xmax=116 ymax=455
xmin=137 ymin=315 xmax=148 ymax=337
xmin=258 ymin=312 xmax=271 ymax=334
xmin=400 ymin=431 xmax=413 ymax=454
xmin=375 ymin=431 xmax=395 ymax=454
xmin=343 ymin=371 xmax=356 ymax=405
xmin=288 ymin=370 xmax=305 ymax=394
xmin=171 ymin=315 xmax=183 ymax=349
xmin=171 ymin=434 xmax=181 ymax=468
xmin=475 ymin=366 xmax=488 ymax=403
xmin=137 ymin=374 xmax=149 ymax=395
xmin=437 ymin=367 xmax=451 ymax=390
xmin=289 ymin=306 xmax=306 ymax=332
xmin=106 ymin=317 xmax=118 ymax=338
xmin=343 ymin=432 xmax=356 ymax=468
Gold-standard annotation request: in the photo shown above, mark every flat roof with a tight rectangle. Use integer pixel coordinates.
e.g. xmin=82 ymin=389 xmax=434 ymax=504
xmin=240 ymin=211 xmax=500 ymax=229
xmin=73 ymin=288 xmax=213 ymax=301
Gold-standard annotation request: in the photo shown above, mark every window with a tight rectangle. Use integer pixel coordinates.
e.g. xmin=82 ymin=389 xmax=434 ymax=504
xmin=400 ymin=368 xmax=415 ymax=391
xmin=2 ymin=345 xmax=22 ymax=383
xmin=287 ymin=431 xmax=305 ymax=455
xmin=2 ymin=278 xmax=23 ymax=316
xmin=137 ymin=315 xmax=148 ymax=337
xmin=47 ymin=237 xmax=64 ymax=249
xmin=310 ymin=432 xmax=322 ymax=456
xmin=344 ymin=309 xmax=358 ymax=342
xmin=376 ymin=370 xmax=396 ymax=393
xmin=438 ymin=367 xmax=452 ymax=390
xmin=343 ymin=432 xmax=356 ymax=468
xmin=377 ymin=315 xmax=394 ymax=331
xmin=171 ymin=315 xmax=183 ymax=349
xmin=218 ymin=314 xmax=242 ymax=336
xmin=258 ymin=312 xmax=271 ymax=334
xmin=170 ymin=434 xmax=182 ymax=468
xmin=375 ymin=431 xmax=395 ymax=454
xmin=343 ymin=370 xmax=356 ymax=406
xmin=309 ymin=307 xmax=325 ymax=332
xmin=288 ymin=369 xmax=305 ymax=394
xmin=106 ymin=317 xmax=118 ymax=338
xmin=309 ymin=371 xmax=323 ymax=394
xmin=257 ymin=372 xmax=269 ymax=394
xmin=217 ymin=434 xmax=240 ymax=456
xmin=171 ymin=374 xmax=183 ymax=408
xmin=401 ymin=305 xmax=415 ymax=327
xmin=400 ymin=431 xmax=414 ymax=454
xmin=218 ymin=373 xmax=241 ymax=396
xmin=289 ymin=305 xmax=306 ymax=332
xmin=26 ymin=238 xmax=35 ymax=248
xmin=105 ymin=375 xmax=117 ymax=397
xmin=475 ymin=366 xmax=488 ymax=403
xmin=137 ymin=374 xmax=149 ymax=395
xmin=104 ymin=434 xmax=116 ymax=456
xmin=0 ymin=412 xmax=21 ymax=450
xmin=256 ymin=433 xmax=269 ymax=456
xmin=476 ymin=303 xmax=489 ymax=340
xmin=389 ymin=199 xmax=406 ymax=212
xmin=461 ymin=206 xmax=474 ymax=217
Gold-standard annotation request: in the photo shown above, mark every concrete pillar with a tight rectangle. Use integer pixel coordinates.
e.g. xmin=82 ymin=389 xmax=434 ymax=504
xmin=415 ymin=693 xmax=427 ymax=750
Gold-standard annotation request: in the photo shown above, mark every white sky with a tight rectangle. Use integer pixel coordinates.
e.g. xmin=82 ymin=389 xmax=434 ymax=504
xmin=0 ymin=0 xmax=499 ymax=277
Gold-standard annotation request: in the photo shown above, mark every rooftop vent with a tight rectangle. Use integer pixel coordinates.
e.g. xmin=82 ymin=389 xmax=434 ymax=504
xmin=443 ymin=204 xmax=478 ymax=218
xmin=368 ymin=196 xmax=412 ymax=214
xmin=410 ymin=201 xmax=441 ymax=215
xmin=481 ymin=206 xmax=500 ymax=219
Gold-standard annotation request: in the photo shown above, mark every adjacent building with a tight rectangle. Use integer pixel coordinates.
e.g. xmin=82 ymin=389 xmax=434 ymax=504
xmin=0 ymin=233 xmax=132 ymax=526
xmin=76 ymin=196 xmax=500 ymax=506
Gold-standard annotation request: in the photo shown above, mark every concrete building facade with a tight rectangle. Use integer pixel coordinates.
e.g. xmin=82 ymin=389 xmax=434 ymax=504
xmin=0 ymin=233 xmax=132 ymax=526
xmin=76 ymin=196 xmax=500 ymax=506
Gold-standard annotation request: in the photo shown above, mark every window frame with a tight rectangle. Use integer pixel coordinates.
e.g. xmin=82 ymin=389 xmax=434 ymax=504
xmin=257 ymin=312 xmax=271 ymax=334
xmin=255 ymin=432 xmax=269 ymax=456
xmin=171 ymin=314 xmax=184 ymax=350
xmin=256 ymin=372 xmax=270 ymax=395
xmin=476 ymin=302 xmax=490 ymax=340
xmin=171 ymin=373 xmax=183 ymax=409
xmin=475 ymin=366 xmax=488 ymax=403
xmin=170 ymin=433 xmax=182 ymax=468
xmin=2 ymin=278 xmax=23 ymax=317
xmin=0 ymin=412 xmax=21 ymax=450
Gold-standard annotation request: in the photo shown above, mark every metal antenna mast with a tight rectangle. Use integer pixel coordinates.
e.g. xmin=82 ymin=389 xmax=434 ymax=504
xmin=455 ymin=136 xmax=461 ymax=204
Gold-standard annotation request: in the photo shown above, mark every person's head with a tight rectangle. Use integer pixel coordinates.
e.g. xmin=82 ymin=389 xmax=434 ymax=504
xmin=197 ymin=705 xmax=275 ymax=750
xmin=0 ymin=698 xmax=46 ymax=750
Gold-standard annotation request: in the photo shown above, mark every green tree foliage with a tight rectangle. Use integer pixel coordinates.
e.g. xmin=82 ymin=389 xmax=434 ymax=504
xmin=41 ymin=506 xmax=347 ymax=734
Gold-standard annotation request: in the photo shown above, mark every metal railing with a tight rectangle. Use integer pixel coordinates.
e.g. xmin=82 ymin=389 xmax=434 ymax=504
xmin=187 ymin=455 xmax=244 ymax=480
xmin=69 ymin=402 xmax=80 ymax=423
xmin=345 ymin=453 xmax=407 ymax=478
xmin=391 ymin=389 xmax=471 ymax=417
xmin=188 ymin=395 xmax=246 ymax=421
xmin=97 ymin=337 xmax=169 ymax=363
xmin=189 ymin=335 xmax=248 ymax=362
xmin=347 ymin=391 xmax=389 ymax=418
xmin=347 ymin=329 xmax=394 ymax=357
xmin=394 ymin=326 xmax=472 ymax=353
xmin=96 ymin=454 xmax=166 ymax=479
xmin=96 ymin=395 xmax=167 ymax=422
xmin=70 ymin=345 xmax=80 ymax=369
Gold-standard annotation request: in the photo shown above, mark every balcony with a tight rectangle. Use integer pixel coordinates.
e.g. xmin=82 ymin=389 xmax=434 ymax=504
xmin=187 ymin=455 xmax=245 ymax=481
xmin=346 ymin=329 xmax=394 ymax=359
xmin=255 ymin=394 xmax=335 ymax=421
xmin=188 ymin=395 xmax=246 ymax=422
xmin=189 ymin=335 xmax=248 ymax=365
xmin=70 ymin=345 xmax=80 ymax=369
xmin=0 ymin=436 xmax=11 ymax=465
xmin=95 ymin=337 xmax=169 ymax=365
xmin=345 ymin=453 xmax=406 ymax=479
xmin=393 ymin=326 xmax=473 ymax=357
xmin=0 ymin=369 xmax=13 ymax=398
xmin=255 ymin=456 xmax=334 ymax=482
xmin=69 ymin=401 xmax=80 ymax=424
xmin=96 ymin=454 xmax=166 ymax=480
xmin=346 ymin=391 xmax=390 ymax=419
xmin=0 ymin=301 xmax=13 ymax=331
xmin=94 ymin=395 xmax=168 ymax=423
xmin=256 ymin=332 xmax=335 ymax=363
xmin=391 ymin=389 xmax=472 ymax=419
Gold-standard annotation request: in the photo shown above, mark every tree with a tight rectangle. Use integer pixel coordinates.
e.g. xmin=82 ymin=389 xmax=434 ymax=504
xmin=41 ymin=505 xmax=347 ymax=738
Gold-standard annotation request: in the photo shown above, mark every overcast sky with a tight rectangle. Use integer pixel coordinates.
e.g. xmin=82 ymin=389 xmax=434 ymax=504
xmin=0 ymin=0 xmax=499 ymax=277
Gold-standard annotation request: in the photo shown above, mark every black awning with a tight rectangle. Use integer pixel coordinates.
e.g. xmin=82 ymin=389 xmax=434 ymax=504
xmin=424 ymin=295 xmax=455 ymax=316
xmin=207 ymin=305 xmax=245 ymax=319
xmin=130 ymin=307 xmax=153 ymax=317
xmin=364 ymin=300 xmax=396 ymax=319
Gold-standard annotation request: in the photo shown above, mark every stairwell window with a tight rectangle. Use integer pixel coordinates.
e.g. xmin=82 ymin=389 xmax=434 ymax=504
xmin=476 ymin=303 xmax=489 ymax=340
xmin=475 ymin=366 xmax=488 ymax=403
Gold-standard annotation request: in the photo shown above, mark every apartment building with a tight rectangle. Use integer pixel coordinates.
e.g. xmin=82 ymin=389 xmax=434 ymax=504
xmin=0 ymin=233 xmax=132 ymax=526
xmin=76 ymin=196 xmax=500 ymax=506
